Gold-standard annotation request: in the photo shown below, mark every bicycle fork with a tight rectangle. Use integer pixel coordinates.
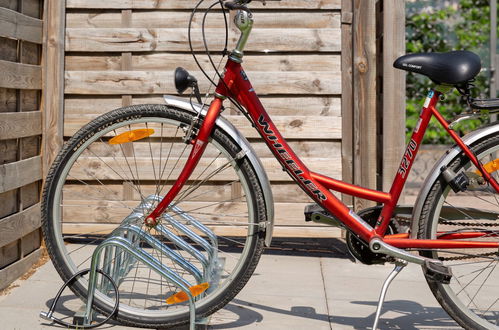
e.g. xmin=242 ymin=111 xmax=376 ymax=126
xmin=145 ymin=98 xmax=223 ymax=225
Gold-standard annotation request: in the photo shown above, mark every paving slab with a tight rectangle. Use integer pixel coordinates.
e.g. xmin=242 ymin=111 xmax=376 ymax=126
xmin=0 ymin=239 xmax=466 ymax=329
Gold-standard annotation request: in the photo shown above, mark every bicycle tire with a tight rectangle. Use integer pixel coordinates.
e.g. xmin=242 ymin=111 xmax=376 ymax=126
xmin=41 ymin=104 xmax=266 ymax=328
xmin=418 ymin=131 xmax=499 ymax=329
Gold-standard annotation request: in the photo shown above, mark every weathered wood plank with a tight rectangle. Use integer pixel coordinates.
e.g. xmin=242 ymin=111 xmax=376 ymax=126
xmin=0 ymin=111 xmax=41 ymax=140
xmin=67 ymin=12 xmax=340 ymax=29
xmin=60 ymin=200 xmax=333 ymax=227
xmin=61 ymin=140 xmax=341 ymax=159
xmin=0 ymin=203 xmax=40 ymax=247
xmin=352 ymin=0 xmax=377 ymax=210
xmin=0 ymin=60 xmax=41 ymax=90
xmin=0 ymin=139 xmax=18 ymax=164
xmin=0 ymin=156 xmax=42 ymax=193
xmin=0 ymin=190 xmax=18 ymax=219
xmin=382 ymin=0 xmax=405 ymax=191
xmin=0 ymin=7 xmax=42 ymax=43
xmin=0 ymin=0 xmax=17 ymax=11
xmin=65 ymin=54 xmax=341 ymax=73
xmin=61 ymin=223 xmax=342 ymax=238
xmin=65 ymin=28 xmax=342 ymax=52
xmin=66 ymin=0 xmax=342 ymax=10
xmin=21 ymin=0 xmax=42 ymax=18
xmin=21 ymin=229 xmax=40 ymax=257
xmin=20 ymin=181 xmax=40 ymax=209
xmin=42 ymin=0 xmax=65 ymax=176
xmin=63 ymin=114 xmax=342 ymax=139
xmin=61 ymin=182 xmax=322 ymax=204
xmin=341 ymin=0 xmax=353 ymax=204
xmin=64 ymin=96 xmax=342 ymax=117
xmin=0 ymin=248 xmax=41 ymax=291
xmin=0 ymin=240 xmax=18 ymax=269
xmin=64 ymin=156 xmax=341 ymax=181
xmin=61 ymin=181 xmax=338 ymax=205
xmin=64 ymin=70 xmax=340 ymax=95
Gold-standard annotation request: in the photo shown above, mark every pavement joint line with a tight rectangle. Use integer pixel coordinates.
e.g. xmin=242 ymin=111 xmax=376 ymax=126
xmin=319 ymin=257 xmax=333 ymax=330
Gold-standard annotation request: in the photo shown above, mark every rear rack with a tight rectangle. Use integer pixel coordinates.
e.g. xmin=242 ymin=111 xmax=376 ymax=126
xmin=470 ymin=98 xmax=499 ymax=111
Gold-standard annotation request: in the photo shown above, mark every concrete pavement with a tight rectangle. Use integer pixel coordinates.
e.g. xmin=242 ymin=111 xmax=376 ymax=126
xmin=0 ymin=238 xmax=461 ymax=329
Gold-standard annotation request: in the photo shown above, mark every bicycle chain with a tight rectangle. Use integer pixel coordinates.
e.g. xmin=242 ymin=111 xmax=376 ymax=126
xmin=440 ymin=220 xmax=499 ymax=227
xmin=393 ymin=216 xmax=499 ymax=261
xmin=438 ymin=219 xmax=499 ymax=261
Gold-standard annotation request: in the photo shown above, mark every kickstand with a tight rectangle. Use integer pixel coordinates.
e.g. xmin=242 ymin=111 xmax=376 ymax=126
xmin=372 ymin=260 xmax=407 ymax=330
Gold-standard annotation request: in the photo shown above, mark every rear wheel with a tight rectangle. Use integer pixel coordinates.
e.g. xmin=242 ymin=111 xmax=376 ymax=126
xmin=419 ymin=131 xmax=499 ymax=329
xmin=42 ymin=104 xmax=266 ymax=328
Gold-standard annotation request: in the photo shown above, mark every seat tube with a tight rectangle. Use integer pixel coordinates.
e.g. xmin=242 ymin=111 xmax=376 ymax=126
xmin=376 ymin=89 xmax=441 ymax=235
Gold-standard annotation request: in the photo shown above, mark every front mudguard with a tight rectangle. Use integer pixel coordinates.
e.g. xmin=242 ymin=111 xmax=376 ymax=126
xmin=162 ymin=95 xmax=275 ymax=246
xmin=410 ymin=122 xmax=499 ymax=238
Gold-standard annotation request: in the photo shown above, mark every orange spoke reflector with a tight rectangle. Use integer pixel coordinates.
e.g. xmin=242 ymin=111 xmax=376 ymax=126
xmin=109 ymin=128 xmax=154 ymax=145
xmin=475 ymin=159 xmax=499 ymax=176
xmin=166 ymin=282 xmax=210 ymax=305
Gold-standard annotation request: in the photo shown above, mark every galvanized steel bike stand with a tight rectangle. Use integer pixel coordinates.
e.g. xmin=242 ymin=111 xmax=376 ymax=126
xmin=372 ymin=260 xmax=408 ymax=330
xmin=80 ymin=195 xmax=222 ymax=330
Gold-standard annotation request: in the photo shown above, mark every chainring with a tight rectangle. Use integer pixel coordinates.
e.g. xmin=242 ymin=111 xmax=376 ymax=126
xmin=345 ymin=206 xmax=406 ymax=265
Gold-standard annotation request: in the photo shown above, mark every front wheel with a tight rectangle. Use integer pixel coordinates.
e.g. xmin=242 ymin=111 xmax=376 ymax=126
xmin=418 ymin=131 xmax=499 ymax=329
xmin=41 ymin=104 xmax=267 ymax=328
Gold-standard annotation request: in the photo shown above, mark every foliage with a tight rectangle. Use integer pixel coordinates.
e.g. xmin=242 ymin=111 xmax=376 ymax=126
xmin=405 ymin=0 xmax=492 ymax=144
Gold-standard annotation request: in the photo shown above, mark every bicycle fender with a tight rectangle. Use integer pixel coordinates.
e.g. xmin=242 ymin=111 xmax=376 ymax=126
xmin=163 ymin=95 xmax=275 ymax=246
xmin=410 ymin=122 xmax=499 ymax=238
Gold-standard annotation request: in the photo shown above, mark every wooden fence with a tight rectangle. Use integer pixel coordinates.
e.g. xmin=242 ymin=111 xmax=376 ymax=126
xmin=0 ymin=0 xmax=405 ymax=289
xmin=45 ymin=0 xmax=345 ymax=238
xmin=43 ymin=0 xmax=405 ymax=238
xmin=0 ymin=0 xmax=44 ymax=291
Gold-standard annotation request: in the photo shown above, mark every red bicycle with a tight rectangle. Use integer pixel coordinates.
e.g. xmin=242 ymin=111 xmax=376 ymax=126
xmin=42 ymin=0 xmax=499 ymax=329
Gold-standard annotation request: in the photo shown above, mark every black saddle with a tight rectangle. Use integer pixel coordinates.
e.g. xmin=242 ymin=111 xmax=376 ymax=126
xmin=393 ymin=51 xmax=481 ymax=85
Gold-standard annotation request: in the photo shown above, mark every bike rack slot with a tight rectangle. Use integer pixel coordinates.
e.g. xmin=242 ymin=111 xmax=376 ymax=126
xmin=78 ymin=195 xmax=223 ymax=330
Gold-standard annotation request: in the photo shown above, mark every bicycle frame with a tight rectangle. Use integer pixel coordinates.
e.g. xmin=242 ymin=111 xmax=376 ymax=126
xmin=147 ymin=57 xmax=499 ymax=252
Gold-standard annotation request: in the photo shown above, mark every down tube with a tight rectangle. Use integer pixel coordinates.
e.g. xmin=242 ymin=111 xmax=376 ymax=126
xmin=225 ymin=64 xmax=376 ymax=242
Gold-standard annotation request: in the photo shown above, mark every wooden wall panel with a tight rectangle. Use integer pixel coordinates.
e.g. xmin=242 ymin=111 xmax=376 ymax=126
xmin=0 ymin=0 xmax=43 ymax=291
xmin=62 ymin=2 xmax=343 ymax=238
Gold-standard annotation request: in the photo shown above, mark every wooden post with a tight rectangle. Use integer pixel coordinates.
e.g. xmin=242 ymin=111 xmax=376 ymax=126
xmin=42 ymin=0 xmax=65 ymax=175
xmin=382 ymin=0 xmax=405 ymax=193
xmin=352 ymin=0 xmax=377 ymax=210
xmin=341 ymin=0 xmax=353 ymax=205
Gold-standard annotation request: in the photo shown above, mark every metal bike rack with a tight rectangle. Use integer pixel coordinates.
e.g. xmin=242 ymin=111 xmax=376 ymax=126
xmin=79 ymin=195 xmax=223 ymax=329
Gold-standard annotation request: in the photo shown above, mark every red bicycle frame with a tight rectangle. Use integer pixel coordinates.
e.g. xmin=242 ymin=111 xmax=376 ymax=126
xmin=147 ymin=57 xmax=499 ymax=251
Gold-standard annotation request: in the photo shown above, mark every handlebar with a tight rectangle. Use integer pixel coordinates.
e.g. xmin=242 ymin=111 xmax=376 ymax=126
xmin=224 ymin=0 xmax=281 ymax=11
xmin=224 ymin=2 xmax=250 ymax=11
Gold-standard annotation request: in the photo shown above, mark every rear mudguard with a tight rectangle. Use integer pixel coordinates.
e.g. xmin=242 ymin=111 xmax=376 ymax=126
xmin=410 ymin=122 xmax=499 ymax=238
xmin=163 ymin=95 xmax=275 ymax=246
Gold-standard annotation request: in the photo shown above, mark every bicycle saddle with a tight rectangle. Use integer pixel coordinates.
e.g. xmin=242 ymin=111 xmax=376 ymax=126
xmin=393 ymin=51 xmax=481 ymax=85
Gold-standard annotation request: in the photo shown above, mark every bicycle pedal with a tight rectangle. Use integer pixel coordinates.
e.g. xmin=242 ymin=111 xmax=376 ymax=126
xmin=423 ymin=260 xmax=452 ymax=284
xmin=304 ymin=204 xmax=342 ymax=227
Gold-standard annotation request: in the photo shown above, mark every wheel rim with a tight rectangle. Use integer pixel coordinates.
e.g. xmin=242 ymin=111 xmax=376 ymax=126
xmin=47 ymin=113 xmax=259 ymax=321
xmin=429 ymin=143 xmax=499 ymax=328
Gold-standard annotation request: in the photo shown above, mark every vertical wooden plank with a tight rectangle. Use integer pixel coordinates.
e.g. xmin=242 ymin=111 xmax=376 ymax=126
xmin=42 ymin=0 xmax=65 ymax=175
xmin=382 ymin=0 xmax=405 ymax=192
xmin=353 ymin=0 xmax=377 ymax=210
xmin=121 ymin=9 xmax=134 ymax=201
xmin=341 ymin=0 xmax=353 ymax=205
